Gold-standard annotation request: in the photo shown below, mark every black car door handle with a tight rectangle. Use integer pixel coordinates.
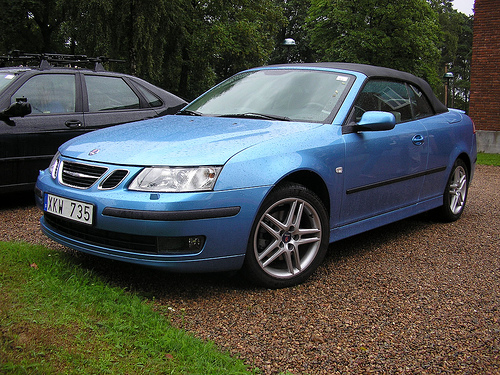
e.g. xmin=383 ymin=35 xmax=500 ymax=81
xmin=65 ymin=120 xmax=83 ymax=128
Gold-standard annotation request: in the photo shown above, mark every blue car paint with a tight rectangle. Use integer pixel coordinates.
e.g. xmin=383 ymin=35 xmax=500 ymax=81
xmin=35 ymin=64 xmax=477 ymax=276
xmin=61 ymin=116 xmax=323 ymax=167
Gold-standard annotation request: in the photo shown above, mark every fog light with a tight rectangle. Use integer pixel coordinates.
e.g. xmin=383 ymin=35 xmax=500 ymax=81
xmin=188 ymin=236 xmax=202 ymax=249
xmin=157 ymin=236 xmax=205 ymax=254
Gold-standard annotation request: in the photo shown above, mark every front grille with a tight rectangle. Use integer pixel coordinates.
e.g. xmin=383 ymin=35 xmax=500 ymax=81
xmin=61 ymin=161 xmax=108 ymax=189
xmin=99 ymin=170 xmax=129 ymax=190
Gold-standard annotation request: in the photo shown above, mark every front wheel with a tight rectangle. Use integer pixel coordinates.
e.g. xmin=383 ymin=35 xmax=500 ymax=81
xmin=436 ymin=158 xmax=469 ymax=222
xmin=242 ymin=183 xmax=329 ymax=288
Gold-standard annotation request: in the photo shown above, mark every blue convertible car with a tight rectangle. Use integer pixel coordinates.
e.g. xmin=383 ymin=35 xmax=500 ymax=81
xmin=35 ymin=63 xmax=477 ymax=288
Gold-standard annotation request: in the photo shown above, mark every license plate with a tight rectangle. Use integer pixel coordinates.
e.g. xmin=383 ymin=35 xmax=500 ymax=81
xmin=44 ymin=194 xmax=94 ymax=225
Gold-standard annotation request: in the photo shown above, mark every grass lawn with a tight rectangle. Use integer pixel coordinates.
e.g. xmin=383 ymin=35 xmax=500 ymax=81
xmin=0 ymin=242 xmax=254 ymax=374
xmin=477 ymin=152 xmax=500 ymax=166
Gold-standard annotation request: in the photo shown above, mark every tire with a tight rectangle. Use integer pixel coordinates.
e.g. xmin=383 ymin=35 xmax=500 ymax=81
xmin=243 ymin=183 xmax=329 ymax=288
xmin=436 ymin=158 xmax=469 ymax=222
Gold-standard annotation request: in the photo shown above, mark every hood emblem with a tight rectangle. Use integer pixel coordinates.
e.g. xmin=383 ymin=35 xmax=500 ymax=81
xmin=88 ymin=148 xmax=100 ymax=156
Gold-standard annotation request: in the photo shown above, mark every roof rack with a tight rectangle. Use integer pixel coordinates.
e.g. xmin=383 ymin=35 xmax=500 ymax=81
xmin=0 ymin=50 xmax=125 ymax=71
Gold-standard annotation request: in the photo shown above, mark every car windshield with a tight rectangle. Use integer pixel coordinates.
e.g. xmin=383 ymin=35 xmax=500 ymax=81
xmin=183 ymin=69 xmax=354 ymax=123
xmin=0 ymin=71 xmax=20 ymax=92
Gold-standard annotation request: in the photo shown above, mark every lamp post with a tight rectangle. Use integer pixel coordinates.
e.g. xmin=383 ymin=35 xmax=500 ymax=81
xmin=443 ymin=63 xmax=454 ymax=107
xmin=282 ymin=38 xmax=296 ymax=63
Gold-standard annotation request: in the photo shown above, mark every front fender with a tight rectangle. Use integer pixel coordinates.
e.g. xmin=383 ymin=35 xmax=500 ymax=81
xmin=215 ymin=125 xmax=345 ymax=191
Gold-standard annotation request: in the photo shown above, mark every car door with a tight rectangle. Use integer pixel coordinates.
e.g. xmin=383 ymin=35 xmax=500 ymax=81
xmin=82 ymin=74 xmax=158 ymax=130
xmin=340 ymin=80 xmax=429 ymax=225
xmin=0 ymin=73 xmax=84 ymax=192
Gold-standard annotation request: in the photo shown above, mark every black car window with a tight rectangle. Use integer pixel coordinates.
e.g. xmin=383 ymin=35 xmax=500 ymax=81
xmin=409 ymin=84 xmax=434 ymax=119
xmin=352 ymin=80 xmax=412 ymax=124
xmin=12 ymin=74 xmax=76 ymax=114
xmin=135 ymin=84 xmax=163 ymax=107
xmin=85 ymin=75 xmax=140 ymax=111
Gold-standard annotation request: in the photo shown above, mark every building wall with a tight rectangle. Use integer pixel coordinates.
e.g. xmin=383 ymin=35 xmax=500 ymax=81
xmin=469 ymin=0 xmax=500 ymax=152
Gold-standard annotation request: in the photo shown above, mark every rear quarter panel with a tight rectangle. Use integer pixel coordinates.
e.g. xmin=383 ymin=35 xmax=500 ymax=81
xmin=418 ymin=110 xmax=476 ymax=201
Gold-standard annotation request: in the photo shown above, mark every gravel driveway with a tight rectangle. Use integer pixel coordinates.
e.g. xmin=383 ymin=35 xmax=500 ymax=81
xmin=1 ymin=165 xmax=499 ymax=374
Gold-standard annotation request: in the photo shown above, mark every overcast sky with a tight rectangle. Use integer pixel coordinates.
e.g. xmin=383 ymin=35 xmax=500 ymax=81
xmin=453 ymin=0 xmax=474 ymax=15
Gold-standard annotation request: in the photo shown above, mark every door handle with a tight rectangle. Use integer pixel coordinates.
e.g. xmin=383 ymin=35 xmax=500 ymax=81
xmin=412 ymin=134 xmax=424 ymax=146
xmin=65 ymin=120 xmax=83 ymax=128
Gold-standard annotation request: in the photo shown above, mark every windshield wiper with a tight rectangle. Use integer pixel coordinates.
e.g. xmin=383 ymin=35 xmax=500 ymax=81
xmin=177 ymin=109 xmax=203 ymax=116
xmin=218 ymin=112 xmax=291 ymax=121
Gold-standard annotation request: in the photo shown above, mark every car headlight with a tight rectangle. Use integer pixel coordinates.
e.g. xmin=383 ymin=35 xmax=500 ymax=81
xmin=129 ymin=166 xmax=222 ymax=192
xmin=48 ymin=152 xmax=60 ymax=179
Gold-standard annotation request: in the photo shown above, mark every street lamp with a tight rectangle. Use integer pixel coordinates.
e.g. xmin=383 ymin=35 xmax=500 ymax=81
xmin=443 ymin=64 xmax=454 ymax=107
xmin=282 ymin=38 xmax=296 ymax=63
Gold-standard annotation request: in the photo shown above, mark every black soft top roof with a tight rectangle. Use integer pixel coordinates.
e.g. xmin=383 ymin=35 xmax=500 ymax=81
xmin=267 ymin=62 xmax=448 ymax=114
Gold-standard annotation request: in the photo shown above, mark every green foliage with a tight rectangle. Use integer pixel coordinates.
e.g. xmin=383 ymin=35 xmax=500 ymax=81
xmin=307 ymin=0 xmax=441 ymax=85
xmin=0 ymin=0 xmax=473 ymax=103
xmin=0 ymin=242 xmax=253 ymax=374
xmin=1 ymin=0 xmax=283 ymax=99
xmin=178 ymin=0 xmax=284 ymax=98
xmin=268 ymin=0 xmax=316 ymax=64
xmin=429 ymin=1 xmax=473 ymax=111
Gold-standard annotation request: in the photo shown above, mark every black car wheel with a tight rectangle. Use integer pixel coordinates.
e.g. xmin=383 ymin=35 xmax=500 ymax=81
xmin=243 ymin=183 xmax=329 ymax=288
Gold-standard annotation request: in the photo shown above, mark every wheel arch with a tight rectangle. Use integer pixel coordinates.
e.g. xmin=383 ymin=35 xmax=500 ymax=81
xmin=275 ymin=170 xmax=331 ymax=216
xmin=457 ymin=152 xmax=472 ymax=174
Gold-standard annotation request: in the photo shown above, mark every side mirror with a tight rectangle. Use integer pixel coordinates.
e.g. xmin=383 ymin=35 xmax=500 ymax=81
xmin=355 ymin=111 xmax=396 ymax=132
xmin=2 ymin=99 xmax=32 ymax=117
xmin=0 ymin=98 xmax=32 ymax=126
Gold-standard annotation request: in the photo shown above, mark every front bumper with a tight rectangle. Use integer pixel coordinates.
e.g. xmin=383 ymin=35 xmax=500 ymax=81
xmin=35 ymin=168 xmax=270 ymax=273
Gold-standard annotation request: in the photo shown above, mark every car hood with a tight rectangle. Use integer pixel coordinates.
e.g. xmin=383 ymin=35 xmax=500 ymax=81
xmin=62 ymin=115 xmax=322 ymax=166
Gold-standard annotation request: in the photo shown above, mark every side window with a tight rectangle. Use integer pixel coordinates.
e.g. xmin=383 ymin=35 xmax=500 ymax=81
xmin=409 ymin=84 xmax=434 ymax=119
xmin=12 ymin=74 xmax=76 ymax=114
xmin=85 ymin=75 xmax=140 ymax=112
xmin=135 ymin=84 xmax=163 ymax=107
xmin=351 ymin=80 xmax=412 ymax=124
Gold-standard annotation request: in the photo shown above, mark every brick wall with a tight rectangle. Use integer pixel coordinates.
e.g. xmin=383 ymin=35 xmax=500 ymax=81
xmin=469 ymin=0 xmax=500 ymax=131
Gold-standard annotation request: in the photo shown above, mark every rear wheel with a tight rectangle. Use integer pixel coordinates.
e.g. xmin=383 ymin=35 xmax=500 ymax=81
xmin=243 ymin=183 xmax=329 ymax=288
xmin=437 ymin=158 xmax=469 ymax=222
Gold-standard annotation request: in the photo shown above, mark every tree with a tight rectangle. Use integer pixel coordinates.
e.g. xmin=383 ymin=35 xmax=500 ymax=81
xmin=307 ymin=0 xmax=442 ymax=85
xmin=0 ymin=0 xmax=69 ymax=53
xmin=429 ymin=1 xmax=473 ymax=111
xmin=58 ymin=0 xmax=186 ymax=91
xmin=452 ymin=15 xmax=473 ymax=111
xmin=1 ymin=0 xmax=473 ymax=104
xmin=180 ymin=0 xmax=284 ymax=98
xmin=1 ymin=0 xmax=284 ymax=99
xmin=268 ymin=0 xmax=316 ymax=64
